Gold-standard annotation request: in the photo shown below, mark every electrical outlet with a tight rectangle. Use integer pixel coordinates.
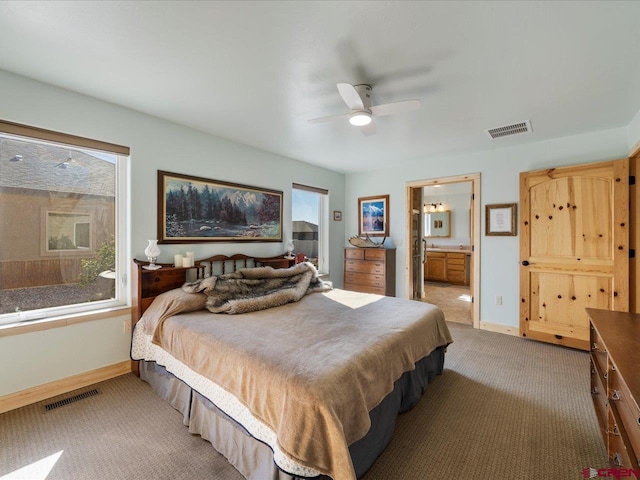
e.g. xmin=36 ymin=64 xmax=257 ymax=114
xmin=495 ymin=295 xmax=503 ymax=305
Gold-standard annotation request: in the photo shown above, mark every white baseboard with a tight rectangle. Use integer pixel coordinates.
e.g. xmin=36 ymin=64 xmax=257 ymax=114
xmin=0 ymin=361 xmax=131 ymax=414
xmin=479 ymin=321 xmax=519 ymax=337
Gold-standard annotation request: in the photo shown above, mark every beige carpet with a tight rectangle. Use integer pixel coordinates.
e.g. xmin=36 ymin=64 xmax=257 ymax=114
xmin=0 ymin=323 xmax=607 ymax=480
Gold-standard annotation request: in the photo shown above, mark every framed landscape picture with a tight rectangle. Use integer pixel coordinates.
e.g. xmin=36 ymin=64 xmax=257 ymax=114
xmin=358 ymin=194 xmax=389 ymax=237
xmin=157 ymin=171 xmax=283 ymax=243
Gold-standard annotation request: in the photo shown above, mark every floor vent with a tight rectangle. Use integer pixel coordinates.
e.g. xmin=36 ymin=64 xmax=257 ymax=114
xmin=486 ymin=120 xmax=532 ymax=139
xmin=44 ymin=389 xmax=100 ymax=411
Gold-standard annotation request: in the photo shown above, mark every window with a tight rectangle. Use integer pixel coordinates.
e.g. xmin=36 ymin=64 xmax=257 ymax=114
xmin=292 ymin=184 xmax=329 ymax=274
xmin=46 ymin=212 xmax=92 ymax=251
xmin=0 ymin=121 xmax=128 ymax=326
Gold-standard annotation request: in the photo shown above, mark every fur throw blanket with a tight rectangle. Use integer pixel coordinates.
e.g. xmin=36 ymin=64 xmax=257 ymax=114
xmin=181 ymin=261 xmax=332 ymax=314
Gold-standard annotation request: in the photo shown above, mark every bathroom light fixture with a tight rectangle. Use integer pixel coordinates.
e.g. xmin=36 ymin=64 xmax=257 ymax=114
xmin=424 ymin=202 xmax=444 ymax=212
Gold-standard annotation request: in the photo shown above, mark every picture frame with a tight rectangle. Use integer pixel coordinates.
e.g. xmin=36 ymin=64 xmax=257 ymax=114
xmin=333 ymin=210 xmax=342 ymax=221
xmin=358 ymin=194 xmax=389 ymax=237
xmin=157 ymin=170 xmax=283 ymax=243
xmin=485 ymin=203 xmax=517 ymax=236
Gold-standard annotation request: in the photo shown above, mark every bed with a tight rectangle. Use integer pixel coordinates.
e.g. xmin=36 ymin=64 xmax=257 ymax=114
xmin=130 ymin=254 xmax=452 ymax=480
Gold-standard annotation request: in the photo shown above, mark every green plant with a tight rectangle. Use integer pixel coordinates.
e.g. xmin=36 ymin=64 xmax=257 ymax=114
xmin=78 ymin=236 xmax=115 ymax=286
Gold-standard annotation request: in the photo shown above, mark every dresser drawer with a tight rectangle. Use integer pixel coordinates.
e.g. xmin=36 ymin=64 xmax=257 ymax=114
xmin=590 ymin=358 xmax=608 ymax=441
xmin=344 ymin=282 xmax=385 ymax=295
xmin=608 ymin=407 xmax=638 ymax=469
xmin=345 ymin=249 xmax=364 ymax=260
xmin=426 ymin=251 xmax=446 ymax=258
xmin=345 ymin=259 xmax=385 ymax=275
xmin=364 ymin=249 xmax=386 ymax=260
xmin=590 ymin=329 xmax=609 ymax=379
xmin=447 ymin=253 xmax=466 ymax=261
xmin=344 ymin=272 xmax=385 ymax=288
xmin=609 ymin=368 xmax=640 ymax=458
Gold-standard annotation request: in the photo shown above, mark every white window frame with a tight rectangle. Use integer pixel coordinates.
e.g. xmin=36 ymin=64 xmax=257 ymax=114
xmin=292 ymin=184 xmax=329 ymax=275
xmin=0 ymin=121 xmax=129 ymax=327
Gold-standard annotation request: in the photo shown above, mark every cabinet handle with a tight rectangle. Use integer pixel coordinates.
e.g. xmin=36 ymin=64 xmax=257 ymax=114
xmin=613 ymin=453 xmax=623 ymax=467
xmin=611 ymin=390 xmax=621 ymax=401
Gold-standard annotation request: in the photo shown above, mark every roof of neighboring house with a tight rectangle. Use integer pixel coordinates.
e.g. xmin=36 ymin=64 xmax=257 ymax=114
xmin=0 ymin=136 xmax=115 ymax=196
xmin=293 ymin=220 xmax=318 ymax=233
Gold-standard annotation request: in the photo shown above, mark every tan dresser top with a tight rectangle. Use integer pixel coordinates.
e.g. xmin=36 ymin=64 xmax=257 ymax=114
xmin=586 ymin=308 xmax=640 ymax=411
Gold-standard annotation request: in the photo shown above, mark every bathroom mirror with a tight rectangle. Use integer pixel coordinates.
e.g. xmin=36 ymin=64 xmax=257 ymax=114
xmin=425 ymin=211 xmax=451 ymax=237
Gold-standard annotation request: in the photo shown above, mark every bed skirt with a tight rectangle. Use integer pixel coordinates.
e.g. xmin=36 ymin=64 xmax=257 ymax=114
xmin=139 ymin=345 xmax=445 ymax=480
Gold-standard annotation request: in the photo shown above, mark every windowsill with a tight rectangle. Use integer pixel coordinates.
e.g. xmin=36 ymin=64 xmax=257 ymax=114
xmin=0 ymin=305 xmax=132 ymax=338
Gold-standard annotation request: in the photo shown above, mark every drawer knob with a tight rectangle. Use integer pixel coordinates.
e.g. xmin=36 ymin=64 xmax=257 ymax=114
xmin=611 ymin=390 xmax=621 ymax=401
xmin=592 ymin=342 xmax=598 ymax=351
xmin=592 ymin=387 xmax=599 ymax=395
xmin=604 ymin=372 xmax=608 ymax=379
xmin=613 ymin=453 xmax=623 ymax=467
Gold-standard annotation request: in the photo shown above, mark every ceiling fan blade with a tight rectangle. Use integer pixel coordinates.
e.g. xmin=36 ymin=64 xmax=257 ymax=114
xmin=308 ymin=112 xmax=351 ymax=124
xmin=360 ymin=121 xmax=377 ymax=136
xmin=337 ymin=83 xmax=364 ymax=110
xmin=370 ymin=99 xmax=421 ymax=117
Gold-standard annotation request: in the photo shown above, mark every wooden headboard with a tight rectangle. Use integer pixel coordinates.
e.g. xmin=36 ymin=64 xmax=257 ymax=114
xmin=131 ymin=254 xmax=295 ymax=324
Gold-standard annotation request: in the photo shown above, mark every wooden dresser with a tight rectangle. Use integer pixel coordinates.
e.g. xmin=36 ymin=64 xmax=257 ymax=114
xmin=587 ymin=308 xmax=640 ymax=472
xmin=344 ymin=248 xmax=396 ymax=296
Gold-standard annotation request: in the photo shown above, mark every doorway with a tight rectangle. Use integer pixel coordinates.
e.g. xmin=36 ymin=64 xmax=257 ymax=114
xmin=406 ymin=173 xmax=481 ymax=328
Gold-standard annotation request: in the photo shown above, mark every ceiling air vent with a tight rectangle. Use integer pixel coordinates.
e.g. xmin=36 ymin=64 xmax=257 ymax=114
xmin=486 ymin=120 xmax=532 ymax=139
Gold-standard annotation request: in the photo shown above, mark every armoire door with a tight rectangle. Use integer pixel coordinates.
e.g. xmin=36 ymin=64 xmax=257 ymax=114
xmin=519 ymin=159 xmax=629 ymax=350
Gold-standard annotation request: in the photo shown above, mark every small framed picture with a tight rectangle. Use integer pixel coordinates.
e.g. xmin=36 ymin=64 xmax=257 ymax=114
xmin=486 ymin=203 xmax=517 ymax=236
xmin=333 ymin=210 xmax=342 ymax=221
xmin=358 ymin=194 xmax=389 ymax=237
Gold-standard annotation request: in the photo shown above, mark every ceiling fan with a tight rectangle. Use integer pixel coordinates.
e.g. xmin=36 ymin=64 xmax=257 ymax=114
xmin=309 ymin=83 xmax=421 ymax=136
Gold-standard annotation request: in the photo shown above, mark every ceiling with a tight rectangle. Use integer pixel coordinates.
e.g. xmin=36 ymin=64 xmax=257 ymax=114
xmin=1 ymin=1 xmax=639 ymax=174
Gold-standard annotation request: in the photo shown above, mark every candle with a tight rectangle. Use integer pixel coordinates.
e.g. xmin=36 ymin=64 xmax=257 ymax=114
xmin=183 ymin=256 xmax=193 ymax=268
xmin=174 ymin=254 xmax=183 ymax=267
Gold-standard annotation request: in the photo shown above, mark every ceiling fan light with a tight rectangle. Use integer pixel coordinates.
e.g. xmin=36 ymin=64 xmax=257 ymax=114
xmin=349 ymin=111 xmax=372 ymax=126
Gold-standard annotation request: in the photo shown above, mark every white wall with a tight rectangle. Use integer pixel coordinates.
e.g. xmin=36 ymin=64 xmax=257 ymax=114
xmin=0 ymin=69 xmax=345 ymax=397
xmin=346 ymin=127 xmax=629 ymax=328
xmin=628 ymin=107 xmax=640 ymax=153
